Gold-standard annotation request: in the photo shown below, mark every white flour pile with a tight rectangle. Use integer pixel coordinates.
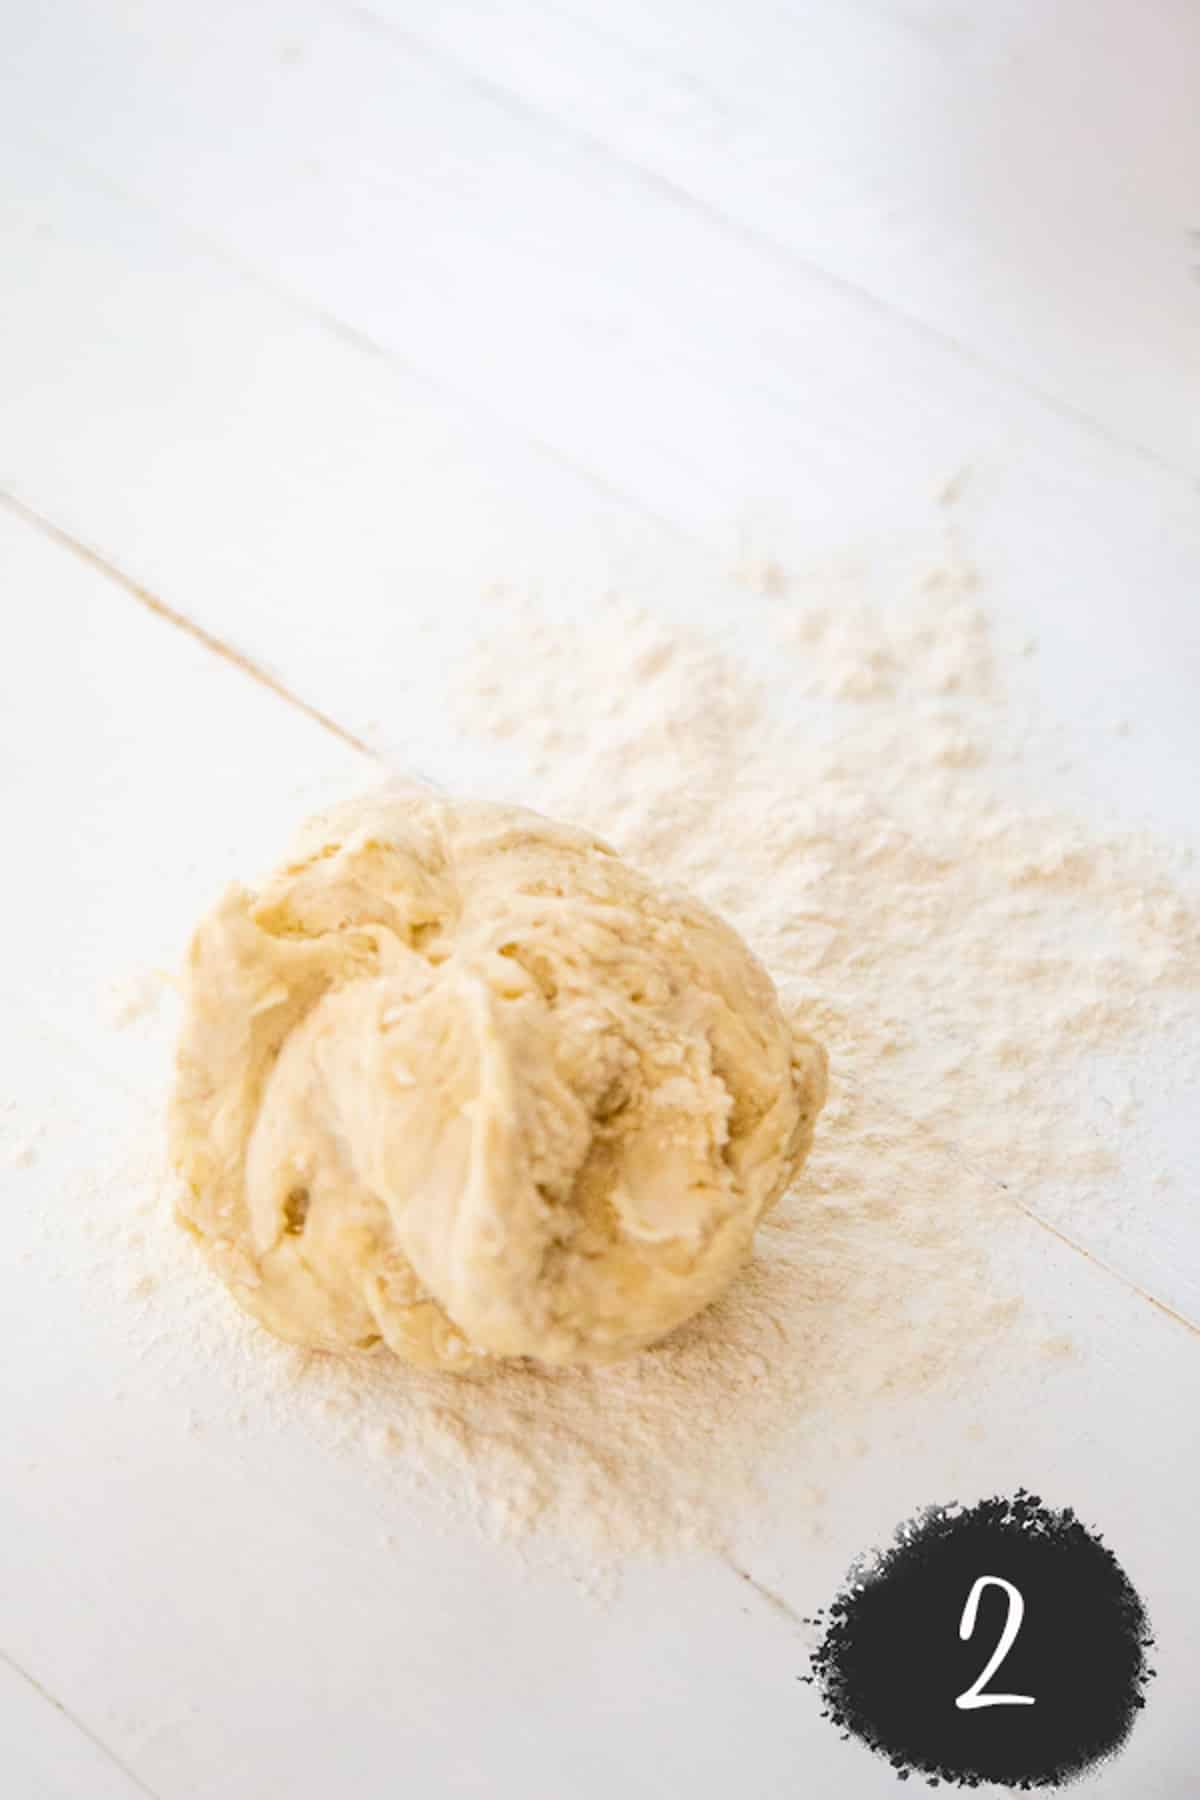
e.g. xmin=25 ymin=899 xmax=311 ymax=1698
xmin=81 ymin=525 xmax=1199 ymax=1565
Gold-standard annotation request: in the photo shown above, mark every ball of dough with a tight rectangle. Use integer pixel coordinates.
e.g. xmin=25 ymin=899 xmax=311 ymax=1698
xmin=170 ymin=787 xmax=827 ymax=1371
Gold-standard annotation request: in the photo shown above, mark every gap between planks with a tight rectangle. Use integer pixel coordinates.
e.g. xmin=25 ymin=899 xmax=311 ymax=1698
xmin=0 ymin=1647 xmax=162 ymax=1800
xmin=0 ymin=488 xmax=371 ymax=760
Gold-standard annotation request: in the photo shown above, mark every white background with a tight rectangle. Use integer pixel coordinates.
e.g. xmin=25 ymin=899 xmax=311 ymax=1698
xmin=1 ymin=2 xmax=1198 ymax=1795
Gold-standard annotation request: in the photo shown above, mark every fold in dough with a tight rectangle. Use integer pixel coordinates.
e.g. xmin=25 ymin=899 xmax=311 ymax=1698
xmin=170 ymin=786 xmax=827 ymax=1371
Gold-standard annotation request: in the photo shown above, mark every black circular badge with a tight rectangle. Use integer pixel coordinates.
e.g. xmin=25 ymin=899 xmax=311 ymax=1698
xmin=807 ymin=1491 xmax=1154 ymax=1789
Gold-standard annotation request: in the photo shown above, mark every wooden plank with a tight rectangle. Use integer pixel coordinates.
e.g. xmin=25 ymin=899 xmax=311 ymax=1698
xmin=0 ymin=501 xmax=370 ymax=1100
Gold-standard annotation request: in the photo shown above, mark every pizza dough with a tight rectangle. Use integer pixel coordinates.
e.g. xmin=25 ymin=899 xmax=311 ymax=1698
xmin=170 ymin=787 xmax=827 ymax=1371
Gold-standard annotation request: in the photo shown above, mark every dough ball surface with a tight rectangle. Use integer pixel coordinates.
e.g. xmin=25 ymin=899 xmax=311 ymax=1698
xmin=170 ymin=787 xmax=827 ymax=1371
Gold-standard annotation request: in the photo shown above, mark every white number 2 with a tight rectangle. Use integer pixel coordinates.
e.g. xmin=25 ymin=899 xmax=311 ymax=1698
xmin=954 ymin=1576 xmax=1037 ymax=1711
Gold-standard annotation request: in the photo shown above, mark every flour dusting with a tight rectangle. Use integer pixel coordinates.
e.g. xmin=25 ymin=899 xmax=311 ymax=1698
xmin=80 ymin=525 xmax=1200 ymax=1569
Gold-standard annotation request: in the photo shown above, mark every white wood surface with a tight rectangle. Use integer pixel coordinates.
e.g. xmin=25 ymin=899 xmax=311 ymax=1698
xmin=1 ymin=3 xmax=1197 ymax=1794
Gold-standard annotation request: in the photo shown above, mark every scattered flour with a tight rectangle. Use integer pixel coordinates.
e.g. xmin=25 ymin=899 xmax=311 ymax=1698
xmin=61 ymin=524 xmax=1200 ymax=1569
xmin=108 ymin=968 xmax=172 ymax=1028
xmin=1 ymin=1104 xmax=43 ymax=1170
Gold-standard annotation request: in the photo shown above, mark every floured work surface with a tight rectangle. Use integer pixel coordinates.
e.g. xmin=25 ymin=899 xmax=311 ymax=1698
xmin=1 ymin=498 xmax=1197 ymax=1798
